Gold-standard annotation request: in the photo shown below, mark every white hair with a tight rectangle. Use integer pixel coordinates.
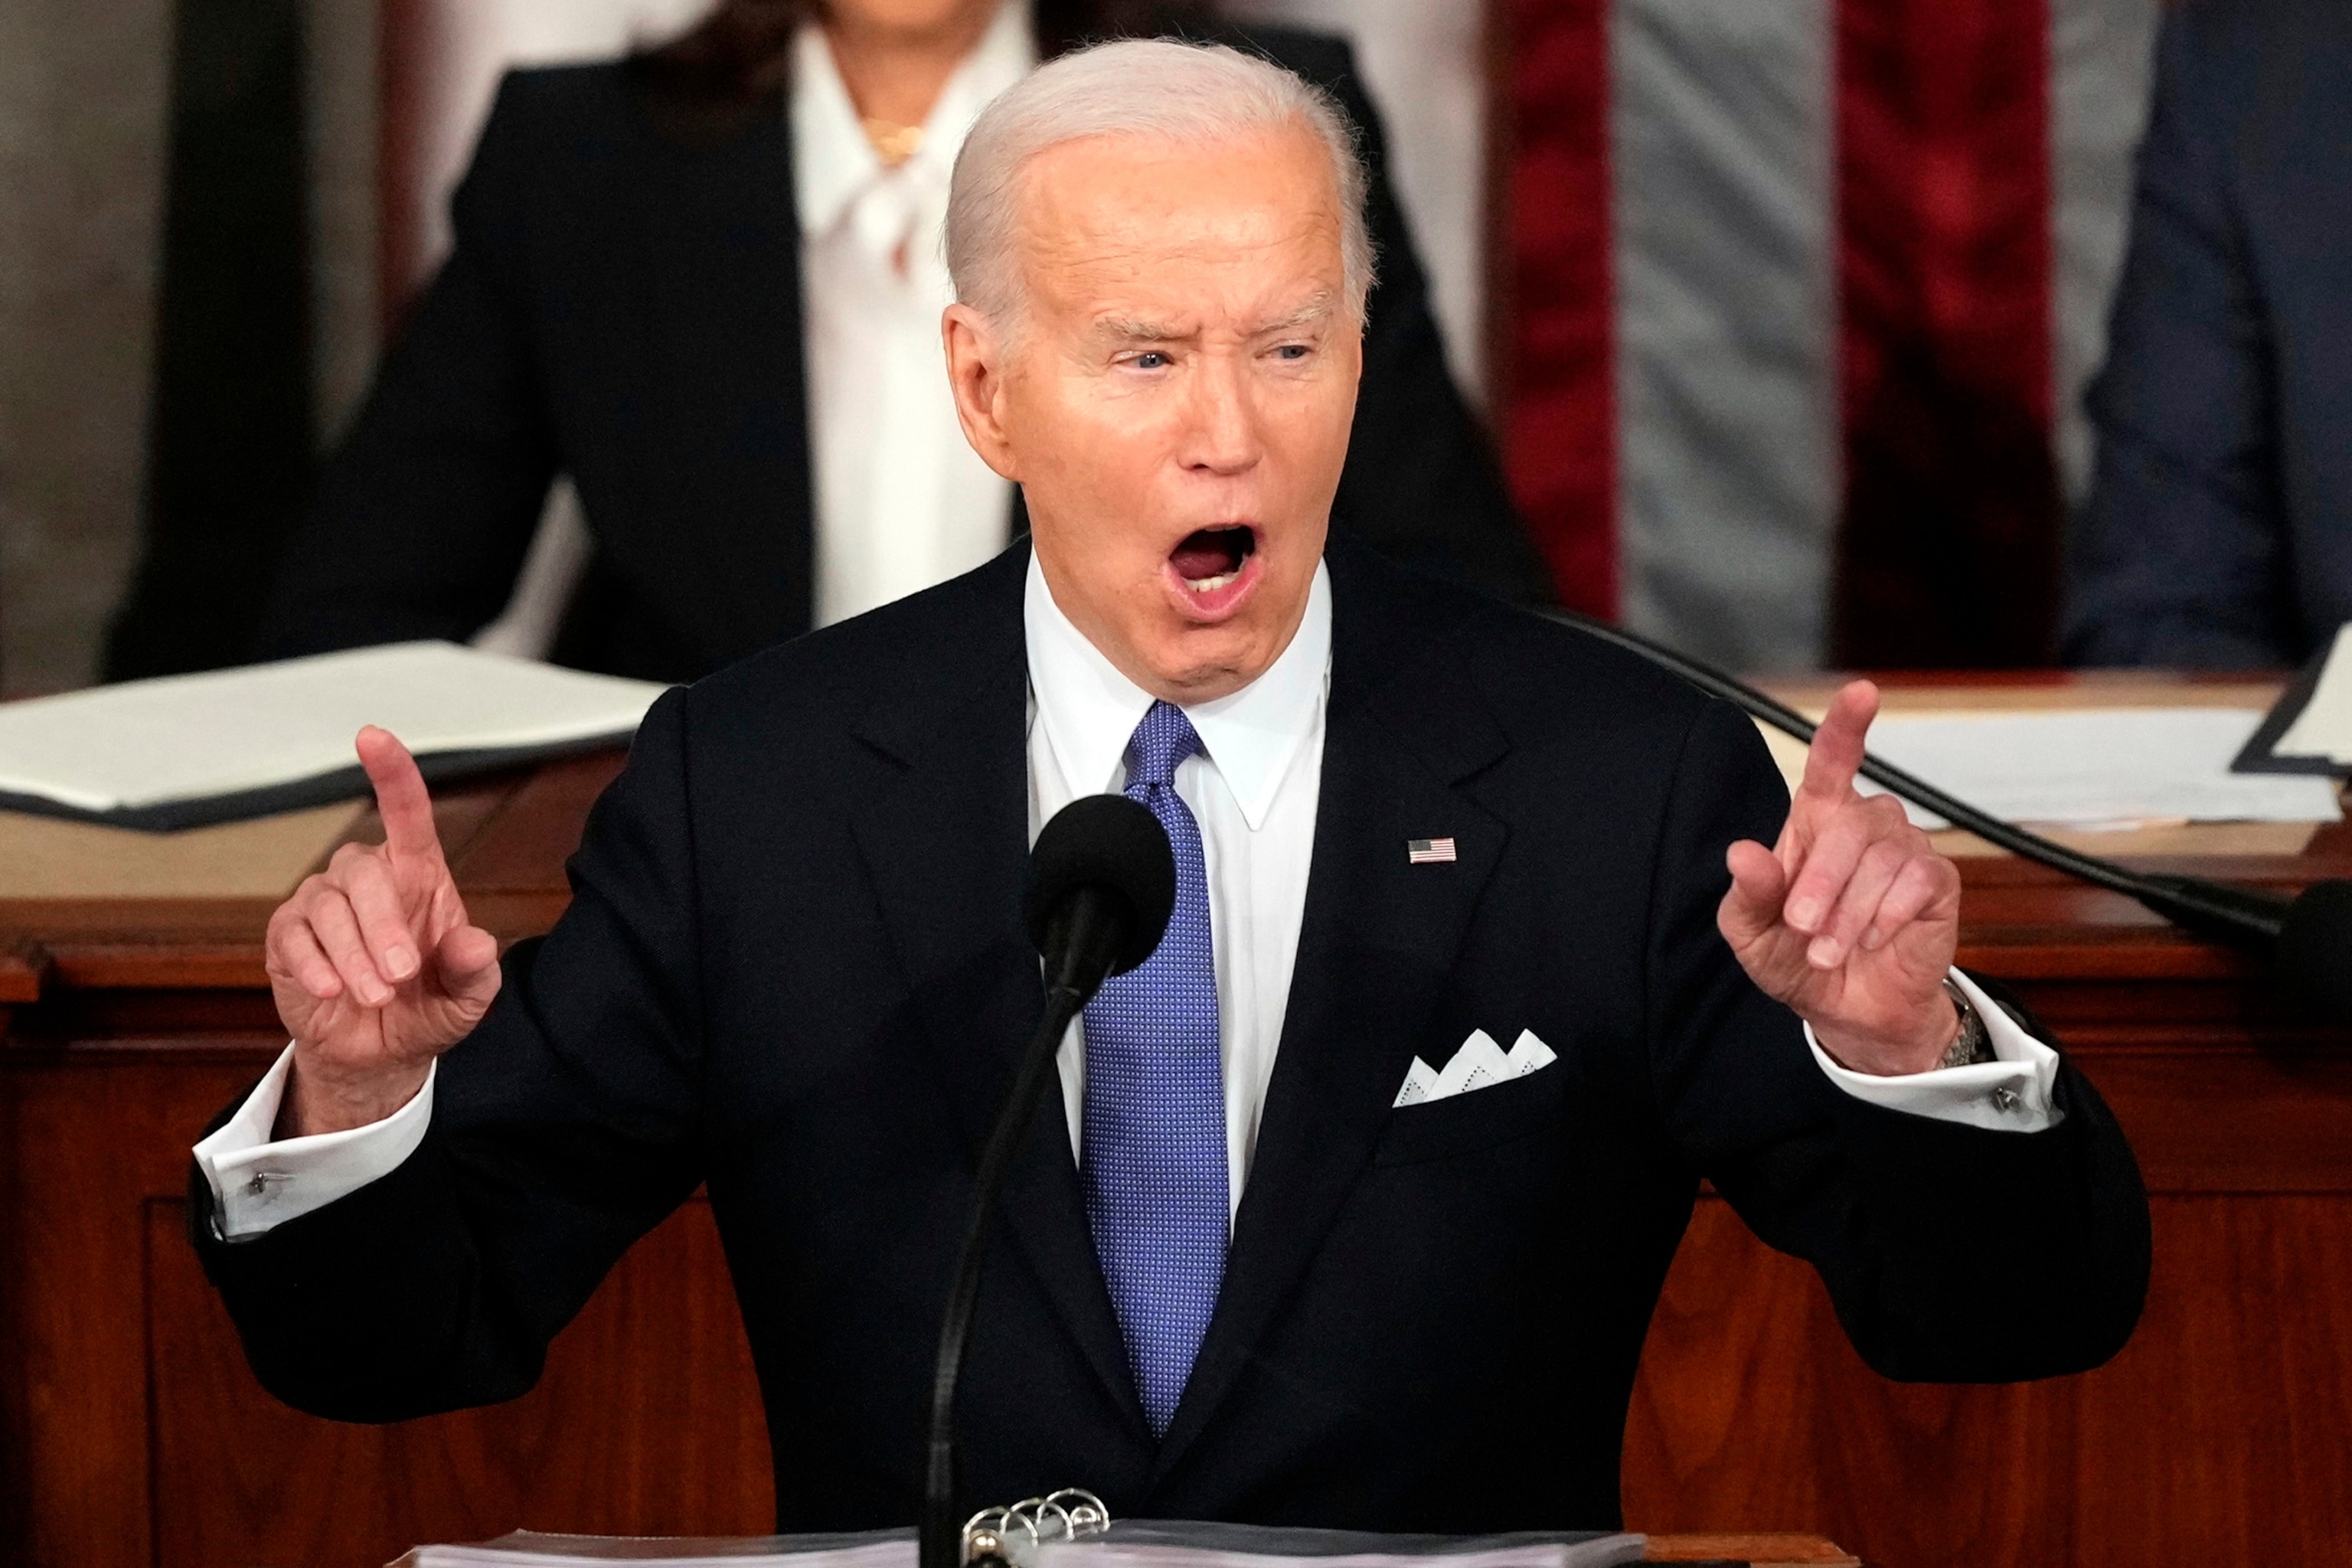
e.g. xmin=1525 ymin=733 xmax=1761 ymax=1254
xmin=945 ymin=38 xmax=1376 ymax=328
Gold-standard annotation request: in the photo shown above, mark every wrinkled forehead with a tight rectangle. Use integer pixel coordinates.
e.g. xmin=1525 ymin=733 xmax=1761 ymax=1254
xmin=1008 ymin=127 xmax=1351 ymax=321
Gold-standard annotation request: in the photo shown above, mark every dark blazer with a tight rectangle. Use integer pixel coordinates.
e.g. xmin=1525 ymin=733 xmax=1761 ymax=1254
xmin=252 ymin=27 xmax=1553 ymax=684
xmin=2063 ymin=0 xmax=2352 ymax=668
xmin=198 ymin=537 xmax=2148 ymax=1534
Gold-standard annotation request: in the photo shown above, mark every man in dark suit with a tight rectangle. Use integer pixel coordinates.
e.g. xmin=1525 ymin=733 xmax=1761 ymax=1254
xmin=198 ymin=40 xmax=2147 ymax=1534
xmin=2063 ymin=0 xmax=2352 ymax=668
xmin=250 ymin=2 xmax=1550 ymax=684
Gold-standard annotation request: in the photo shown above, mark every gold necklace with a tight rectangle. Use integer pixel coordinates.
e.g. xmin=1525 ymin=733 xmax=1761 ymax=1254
xmin=861 ymin=116 xmax=925 ymax=168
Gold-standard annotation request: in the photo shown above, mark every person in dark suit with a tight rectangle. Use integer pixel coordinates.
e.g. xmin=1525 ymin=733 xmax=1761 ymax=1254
xmin=198 ymin=41 xmax=2147 ymax=1534
xmin=250 ymin=0 xmax=1550 ymax=684
xmin=2063 ymin=0 xmax=2352 ymax=668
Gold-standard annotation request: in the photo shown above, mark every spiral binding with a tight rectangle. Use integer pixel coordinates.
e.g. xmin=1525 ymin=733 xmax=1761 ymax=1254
xmin=961 ymin=1488 xmax=1113 ymax=1566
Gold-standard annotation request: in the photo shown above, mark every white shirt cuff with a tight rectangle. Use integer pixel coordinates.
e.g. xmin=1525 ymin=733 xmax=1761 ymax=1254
xmin=1804 ymin=969 xmax=2063 ymax=1134
xmin=191 ymin=1044 xmax=436 ymax=1240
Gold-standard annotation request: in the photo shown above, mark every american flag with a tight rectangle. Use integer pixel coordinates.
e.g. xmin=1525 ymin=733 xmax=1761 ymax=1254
xmin=1499 ymin=0 xmax=2158 ymax=669
xmin=1407 ymin=838 xmax=1459 ymax=864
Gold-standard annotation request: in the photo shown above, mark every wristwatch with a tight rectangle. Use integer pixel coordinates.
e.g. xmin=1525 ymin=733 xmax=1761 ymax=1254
xmin=1936 ymin=977 xmax=1994 ymax=1070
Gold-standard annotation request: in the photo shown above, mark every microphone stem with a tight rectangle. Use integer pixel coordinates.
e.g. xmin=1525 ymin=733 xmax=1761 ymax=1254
xmin=921 ymin=979 xmax=1090 ymax=1568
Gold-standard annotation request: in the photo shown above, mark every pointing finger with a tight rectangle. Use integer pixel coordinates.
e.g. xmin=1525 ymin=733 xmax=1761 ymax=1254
xmin=1798 ymin=680 xmax=1881 ymax=809
xmin=356 ymin=726 xmax=442 ymax=868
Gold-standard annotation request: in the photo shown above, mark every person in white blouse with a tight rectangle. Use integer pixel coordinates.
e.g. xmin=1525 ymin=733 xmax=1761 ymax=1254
xmin=195 ymin=39 xmax=2145 ymax=1534
xmin=799 ymin=0 xmax=1032 ymax=624
xmin=252 ymin=0 xmax=1553 ymax=681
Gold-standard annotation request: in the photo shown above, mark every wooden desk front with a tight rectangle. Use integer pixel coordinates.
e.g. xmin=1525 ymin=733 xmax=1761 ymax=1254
xmin=2 ymin=675 xmax=2346 ymax=1568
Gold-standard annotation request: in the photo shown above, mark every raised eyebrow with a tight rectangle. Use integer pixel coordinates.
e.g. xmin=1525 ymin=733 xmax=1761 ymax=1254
xmin=1255 ymin=297 xmax=1340 ymax=336
xmin=1096 ymin=316 xmax=1192 ymax=343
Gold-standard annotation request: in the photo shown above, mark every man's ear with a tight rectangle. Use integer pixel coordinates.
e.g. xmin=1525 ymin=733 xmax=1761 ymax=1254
xmin=942 ymin=304 xmax=1019 ymax=482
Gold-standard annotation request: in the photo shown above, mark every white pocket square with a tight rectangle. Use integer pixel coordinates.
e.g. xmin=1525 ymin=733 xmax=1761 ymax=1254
xmin=1393 ymin=1029 xmax=1557 ymax=1108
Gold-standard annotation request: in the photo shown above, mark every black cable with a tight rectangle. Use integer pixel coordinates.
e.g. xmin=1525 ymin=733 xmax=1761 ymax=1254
xmin=1546 ymin=609 xmax=2294 ymax=949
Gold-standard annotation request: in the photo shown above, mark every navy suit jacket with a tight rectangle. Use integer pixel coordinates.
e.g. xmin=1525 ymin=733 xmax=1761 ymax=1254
xmin=197 ymin=539 xmax=2148 ymax=1532
xmin=251 ymin=28 xmax=1552 ymax=684
xmin=2064 ymin=0 xmax=2352 ymax=667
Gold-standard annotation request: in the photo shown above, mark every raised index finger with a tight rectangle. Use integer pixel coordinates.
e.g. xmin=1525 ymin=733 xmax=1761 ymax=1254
xmin=1798 ymin=679 xmax=1880 ymax=807
xmin=354 ymin=725 xmax=442 ymax=865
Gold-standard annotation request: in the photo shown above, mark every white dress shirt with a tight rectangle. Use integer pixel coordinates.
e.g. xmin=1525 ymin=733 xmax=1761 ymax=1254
xmin=197 ymin=551 xmax=2061 ymax=1240
xmin=795 ymin=0 xmax=1029 ymax=627
xmin=1027 ymin=555 xmax=1333 ymax=1214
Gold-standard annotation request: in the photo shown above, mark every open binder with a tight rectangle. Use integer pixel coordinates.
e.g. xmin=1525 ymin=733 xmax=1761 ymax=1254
xmin=0 ymin=641 xmax=668 ymax=831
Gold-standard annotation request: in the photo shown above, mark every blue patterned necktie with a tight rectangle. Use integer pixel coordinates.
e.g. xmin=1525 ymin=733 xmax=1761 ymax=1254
xmin=1082 ymin=700 xmax=1228 ymax=1437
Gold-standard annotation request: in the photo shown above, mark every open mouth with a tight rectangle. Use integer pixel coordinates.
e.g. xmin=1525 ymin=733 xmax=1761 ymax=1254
xmin=1169 ymin=525 xmax=1258 ymax=596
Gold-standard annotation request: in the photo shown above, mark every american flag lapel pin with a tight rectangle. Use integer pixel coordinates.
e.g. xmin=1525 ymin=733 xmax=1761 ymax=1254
xmin=1406 ymin=837 xmax=1458 ymax=864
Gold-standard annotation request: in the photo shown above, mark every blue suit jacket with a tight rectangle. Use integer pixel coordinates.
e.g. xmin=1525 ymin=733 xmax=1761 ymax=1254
xmin=2064 ymin=0 xmax=2352 ymax=667
xmin=196 ymin=539 xmax=2148 ymax=1532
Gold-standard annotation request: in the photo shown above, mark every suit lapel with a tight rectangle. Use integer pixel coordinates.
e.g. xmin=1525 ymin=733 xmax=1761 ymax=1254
xmin=1152 ymin=544 xmax=1511 ymax=1480
xmin=848 ymin=549 xmax=1148 ymax=1436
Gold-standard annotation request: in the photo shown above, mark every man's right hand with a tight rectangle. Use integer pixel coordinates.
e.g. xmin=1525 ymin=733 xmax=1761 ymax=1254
xmin=264 ymin=726 xmax=503 ymax=1138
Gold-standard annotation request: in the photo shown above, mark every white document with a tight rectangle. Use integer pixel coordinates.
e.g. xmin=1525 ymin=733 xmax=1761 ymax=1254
xmin=1854 ymin=707 xmax=2342 ymax=830
xmin=1041 ymin=1530 xmax=1642 ymax=1568
xmin=2275 ymin=622 xmax=2352 ymax=765
xmin=0 ymin=642 xmax=667 ymax=817
xmin=1393 ymin=1029 xmax=1558 ymax=1108
xmin=397 ymin=1531 xmax=1644 ymax=1568
xmin=397 ymin=1531 xmax=913 ymax=1567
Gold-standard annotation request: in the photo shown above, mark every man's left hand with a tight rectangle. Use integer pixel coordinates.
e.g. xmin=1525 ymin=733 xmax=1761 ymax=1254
xmin=1719 ymin=680 xmax=1963 ymax=1076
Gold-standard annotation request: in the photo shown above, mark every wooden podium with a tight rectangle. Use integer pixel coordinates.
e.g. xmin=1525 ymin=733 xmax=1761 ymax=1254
xmin=2 ymin=673 xmax=2347 ymax=1568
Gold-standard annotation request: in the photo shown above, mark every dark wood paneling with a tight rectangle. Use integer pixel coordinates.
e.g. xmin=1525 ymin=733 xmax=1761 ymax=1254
xmin=2070 ymin=1042 xmax=2352 ymax=1194
xmin=0 ymin=940 xmax=44 ymax=1003
xmin=0 ymin=1044 xmax=771 ymax=1568
xmin=2 ymin=1056 xmax=260 ymax=1568
xmin=443 ymin=753 xmax=628 ymax=895
xmin=1643 ymin=1537 xmax=1857 ymax=1566
xmin=1622 ymin=1193 xmax=2352 ymax=1568
xmin=147 ymin=1197 xmax=772 ymax=1568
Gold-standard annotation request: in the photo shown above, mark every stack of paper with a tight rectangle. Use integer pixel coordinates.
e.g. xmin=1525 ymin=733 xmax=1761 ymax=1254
xmin=1848 ymin=707 xmax=2344 ymax=831
xmin=1040 ymin=1522 xmax=1642 ymax=1568
xmin=394 ymin=1525 xmax=1643 ymax=1568
xmin=397 ymin=1529 xmax=913 ymax=1567
xmin=0 ymin=642 xmax=669 ymax=831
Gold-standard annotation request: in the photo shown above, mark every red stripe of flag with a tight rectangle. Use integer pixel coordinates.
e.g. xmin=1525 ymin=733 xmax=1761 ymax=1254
xmin=1500 ymin=0 xmax=1618 ymax=619
xmin=1833 ymin=0 xmax=2061 ymax=666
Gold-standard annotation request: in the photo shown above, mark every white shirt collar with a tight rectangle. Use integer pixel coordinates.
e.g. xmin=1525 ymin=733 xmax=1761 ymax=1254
xmin=792 ymin=0 xmax=1035 ymax=239
xmin=1024 ymin=551 xmax=1334 ymax=831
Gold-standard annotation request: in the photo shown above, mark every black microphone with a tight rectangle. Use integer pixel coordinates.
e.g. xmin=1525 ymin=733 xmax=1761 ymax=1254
xmin=920 ymin=795 xmax=1176 ymax=1568
xmin=1547 ymin=609 xmax=2352 ymax=1023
